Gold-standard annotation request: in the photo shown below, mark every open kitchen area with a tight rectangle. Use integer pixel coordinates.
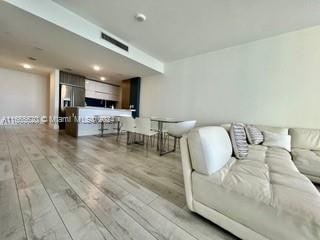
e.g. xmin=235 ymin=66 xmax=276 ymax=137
xmin=58 ymin=71 xmax=140 ymax=137
xmin=56 ymin=70 xmax=195 ymax=157
xmin=56 ymin=69 xmax=195 ymax=157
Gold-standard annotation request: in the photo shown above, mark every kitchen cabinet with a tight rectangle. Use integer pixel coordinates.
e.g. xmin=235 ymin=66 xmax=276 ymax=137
xmin=85 ymin=90 xmax=96 ymax=99
xmin=60 ymin=71 xmax=85 ymax=87
xmin=95 ymin=82 xmax=120 ymax=96
xmin=85 ymin=80 xmax=96 ymax=91
xmin=120 ymin=77 xmax=140 ymax=117
xmin=85 ymin=79 xmax=120 ymax=101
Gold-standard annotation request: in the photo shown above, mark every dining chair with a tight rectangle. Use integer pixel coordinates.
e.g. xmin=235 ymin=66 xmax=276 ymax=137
xmin=135 ymin=117 xmax=158 ymax=150
xmin=167 ymin=120 xmax=197 ymax=151
xmin=118 ymin=116 xmax=136 ymax=144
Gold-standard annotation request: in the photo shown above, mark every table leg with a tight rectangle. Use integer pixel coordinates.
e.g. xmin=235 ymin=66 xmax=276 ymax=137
xmin=159 ymin=124 xmax=177 ymax=156
xmin=159 ymin=122 xmax=163 ymax=155
xmin=157 ymin=121 xmax=161 ymax=151
xmin=117 ymin=120 xmax=120 ymax=142
xmin=100 ymin=122 xmax=104 ymax=137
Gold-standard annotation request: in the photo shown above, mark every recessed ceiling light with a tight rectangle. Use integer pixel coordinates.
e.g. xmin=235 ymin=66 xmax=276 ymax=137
xmin=63 ymin=68 xmax=73 ymax=72
xmin=100 ymin=77 xmax=106 ymax=81
xmin=22 ymin=63 xmax=32 ymax=69
xmin=28 ymin=57 xmax=37 ymax=61
xmin=93 ymin=65 xmax=100 ymax=71
xmin=135 ymin=13 xmax=147 ymax=22
xmin=34 ymin=47 xmax=44 ymax=51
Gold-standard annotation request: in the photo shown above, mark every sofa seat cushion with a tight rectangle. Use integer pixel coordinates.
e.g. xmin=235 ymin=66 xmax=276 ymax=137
xmin=192 ymin=146 xmax=320 ymax=240
xmin=248 ymin=145 xmax=299 ymax=173
xmin=291 ymin=148 xmax=320 ymax=178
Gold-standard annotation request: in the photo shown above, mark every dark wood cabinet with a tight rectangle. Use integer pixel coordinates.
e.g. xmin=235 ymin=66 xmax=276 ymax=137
xmin=129 ymin=77 xmax=140 ymax=118
xmin=121 ymin=79 xmax=131 ymax=109
xmin=121 ymin=77 xmax=140 ymax=117
xmin=60 ymin=71 xmax=85 ymax=87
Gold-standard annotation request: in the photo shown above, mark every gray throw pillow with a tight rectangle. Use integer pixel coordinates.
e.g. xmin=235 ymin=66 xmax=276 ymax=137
xmin=229 ymin=123 xmax=248 ymax=159
xmin=245 ymin=125 xmax=264 ymax=145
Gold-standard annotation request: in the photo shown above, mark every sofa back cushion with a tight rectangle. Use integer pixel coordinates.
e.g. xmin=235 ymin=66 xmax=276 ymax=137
xmin=220 ymin=123 xmax=231 ymax=131
xmin=289 ymin=128 xmax=320 ymax=150
xmin=221 ymin=124 xmax=288 ymax=135
xmin=187 ymin=126 xmax=232 ymax=175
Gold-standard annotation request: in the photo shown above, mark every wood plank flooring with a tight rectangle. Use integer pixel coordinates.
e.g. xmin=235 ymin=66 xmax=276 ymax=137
xmin=0 ymin=125 xmax=237 ymax=240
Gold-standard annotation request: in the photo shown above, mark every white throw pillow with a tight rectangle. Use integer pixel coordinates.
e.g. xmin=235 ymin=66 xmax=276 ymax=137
xmin=187 ymin=126 xmax=232 ymax=175
xmin=262 ymin=131 xmax=291 ymax=152
xmin=256 ymin=125 xmax=289 ymax=135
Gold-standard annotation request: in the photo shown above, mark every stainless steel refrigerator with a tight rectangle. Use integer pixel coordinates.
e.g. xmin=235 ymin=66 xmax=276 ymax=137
xmin=59 ymin=84 xmax=85 ymax=129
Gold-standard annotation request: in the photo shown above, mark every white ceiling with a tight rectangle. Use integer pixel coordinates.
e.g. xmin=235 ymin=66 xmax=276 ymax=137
xmin=0 ymin=2 xmax=159 ymax=82
xmin=53 ymin=0 xmax=320 ymax=62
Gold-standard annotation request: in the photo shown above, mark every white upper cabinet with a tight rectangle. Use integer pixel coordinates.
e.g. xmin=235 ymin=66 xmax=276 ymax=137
xmin=85 ymin=80 xmax=120 ymax=101
xmin=95 ymin=82 xmax=109 ymax=93
xmin=95 ymin=82 xmax=120 ymax=96
xmin=110 ymin=85 xmax=120 ymax=96
xmin=85 ymin=80 xmax=96 ymax=91
xmin=85 ymin=90 xmax=96 ymax=99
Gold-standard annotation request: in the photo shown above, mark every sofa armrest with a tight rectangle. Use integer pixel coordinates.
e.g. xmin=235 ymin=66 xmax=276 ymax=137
xmin=180 ymin=136 xmax=194 ymax=211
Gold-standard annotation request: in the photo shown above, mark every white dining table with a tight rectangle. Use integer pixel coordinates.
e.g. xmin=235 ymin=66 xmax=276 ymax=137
xmin=151 ymin=117 xmax=186 ymax=156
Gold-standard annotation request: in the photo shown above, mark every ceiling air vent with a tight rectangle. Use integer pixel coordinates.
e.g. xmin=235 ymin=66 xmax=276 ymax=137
xmin=101 ymin=32 xmax=129 ymax=52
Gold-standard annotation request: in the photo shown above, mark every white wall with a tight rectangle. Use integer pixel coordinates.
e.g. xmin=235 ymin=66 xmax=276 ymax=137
xmin=49 ymin=69 xmax=60 ymax=129
xmin=141 ymin=26 xmax=320 ymax=129
xmin=0 ymin=67 xmax=49 ymax=119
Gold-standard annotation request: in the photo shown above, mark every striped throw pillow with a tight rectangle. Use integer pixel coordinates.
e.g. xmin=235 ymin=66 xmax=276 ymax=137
xmin=245 ymin=125 xmax=264 ymax=145
xmin=229 ymin=123 xmax=248 ymax=159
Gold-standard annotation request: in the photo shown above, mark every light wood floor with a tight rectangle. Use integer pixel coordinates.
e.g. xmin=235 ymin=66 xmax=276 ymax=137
xmin=0 ymin=125 xmax=237 ymax=240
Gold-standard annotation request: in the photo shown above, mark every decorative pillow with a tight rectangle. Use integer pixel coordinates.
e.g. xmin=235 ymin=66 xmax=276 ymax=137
xmin=229 ymin=123 xmax=249 ymax=159
xmin=245 ymin=125 xmax=264 ymax=145
xmin=262 ymin=131 xmax=291 ymax=152
xmin=256 ymin=125 xmax=289 ymax=135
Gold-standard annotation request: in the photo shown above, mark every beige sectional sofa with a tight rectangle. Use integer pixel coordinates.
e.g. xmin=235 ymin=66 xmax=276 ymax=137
xmin=181 ymin=125 xmax=320 ymax=240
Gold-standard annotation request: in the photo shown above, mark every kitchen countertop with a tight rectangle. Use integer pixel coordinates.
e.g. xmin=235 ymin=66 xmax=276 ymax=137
xmin=65 ymin=107 xmax=134 ymax=137
xmin=67 ymin=106 xmax=136 ymax=111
